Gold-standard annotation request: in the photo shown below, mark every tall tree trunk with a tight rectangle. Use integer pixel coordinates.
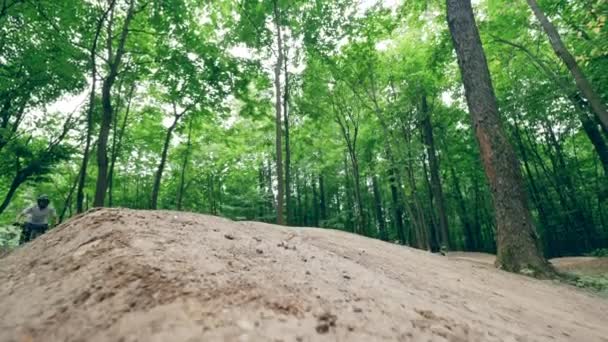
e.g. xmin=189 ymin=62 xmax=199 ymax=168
xmin=272 ymin=0 xmax=284 ymax=225
xmin=151 ymin=114 xmax=179 ymax=210
xmin=303 ymin=177 xmax=309 ymax=226
xmin=333 ymin=106 xmax=365 ymax=234
xmin=207 ymin=174 xmax=215 ymax=214
xmin=258 ymin=164 xmax=266 ymax=219
xmin=526 ymin=0 xmax=608 ymax=132
xmin=446 ymin=0 xmax=551 ymax=274
xmin=472 ymin=177 xmax=486 ymax=250
xmin=421 ymin=93 xmax=450 ymax=249
xmin=283 ymin=48 xmax=292 ymax=225
xmin=77 ymin=0 xmax=115 ymax=213
xmin=312 ymin=177 xmax=319 ymax=227
xmin=0 ymin=171 xmax=26 ymax=214
xmin=59 ymin=174 xmax=79 ymax=223
xmin=94 ymin=0 xmax=136 ymax=207
xmin=401 ymin=117 xmax=430 ymax=250
xmin=294 ymin=170 xmax=301 ymax=225
xmin=372 ymin=174 xmax=388 ymax=241
xmin=350 ymin=151 xmax=365 ymax=234
xmin=266 ymin=159 xmax=273 ymax=216
xmin=577 ymin=104 xmax=608 ymax=175
xmin=108 ymin=83 xmax=135 ymax=207
xmin=177 ymin=117 xmax=193 ymax=211
xmin=343 ymin=154 xmax=355 ymax=231
xmin=388 ymin=165 xmax=406 ymax=244
xmin=319 ymin=175 xmax=327 ymax=222
xmin=421 ymin=155 xmax=440 ymax=252
xmin=134 ymin=176 xmax=140 ymax=208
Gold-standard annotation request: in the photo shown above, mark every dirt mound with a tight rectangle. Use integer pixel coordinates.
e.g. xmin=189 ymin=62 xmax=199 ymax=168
xmin=1 ymin=209 xmax=607 ymax=342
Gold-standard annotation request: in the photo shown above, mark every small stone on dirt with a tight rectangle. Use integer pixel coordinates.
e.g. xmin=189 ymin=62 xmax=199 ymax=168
xmin=256 ymin=248 xmax=264 ymax=254
xmin=315 ymin=312 xmax=337 ymax=334
xmin=237 ymin=320 xmax=254 ymax=330
xmin=224 ymin=234 xmax=235 ymax=240
xmin=277 ymin=241 xmax=296 ymax=250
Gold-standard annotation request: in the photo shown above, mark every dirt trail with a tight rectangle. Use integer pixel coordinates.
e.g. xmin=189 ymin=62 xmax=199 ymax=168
xmin=1 ymin=208 xmax=607 ymax=342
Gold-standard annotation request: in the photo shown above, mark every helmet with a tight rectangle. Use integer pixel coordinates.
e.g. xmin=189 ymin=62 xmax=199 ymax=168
xmin=37 ymin=194 xmax=50 ymax=209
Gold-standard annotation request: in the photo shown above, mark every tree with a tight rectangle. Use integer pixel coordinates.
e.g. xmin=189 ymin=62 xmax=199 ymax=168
xmin=76 ymin=0 xmax=117 ymax=213
xmin=526 ymin=0 xmax=608 ymax=133
xmin=272 ymin=0 xmax=285 ymax=225
xmin=0 ymin=0 xmax=87 ymax=215
xmin=420 ymin=93 xmax=450 ymax=249
xmin=93 ymin=0 xmax=137 ymax=207
xmin=446 ymin=0 xmax=552 ymax=274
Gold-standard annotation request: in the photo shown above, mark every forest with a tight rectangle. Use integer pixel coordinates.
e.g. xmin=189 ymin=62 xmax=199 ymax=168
xmin=0 ymin=0 xmax=607 ymax=273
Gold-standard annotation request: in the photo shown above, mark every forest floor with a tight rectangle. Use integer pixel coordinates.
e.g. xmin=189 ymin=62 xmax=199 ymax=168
xmin=447 ymin=252 xmax=608 ymax=277
xmin=1 ymin=208 xmax=607 ymax=342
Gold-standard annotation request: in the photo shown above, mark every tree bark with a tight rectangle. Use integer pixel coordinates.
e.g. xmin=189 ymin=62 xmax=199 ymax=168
xmin=59 ymin=173 xmax=79 ymax=223
xmin=319 ymin=175 xmax=327 ymax=221
xmin=283 ymin=47 xmax=292 ymax=225
xmin=296 ymin=170 xmax=303 ymax=226
xmin=421 ymin=93 xmax=450 ymax=249
xmin=371 ymin=174 xmax=388 ymax=241
xmin=446 ymin=0 xmax=551 ymax=275
xmin=272 ymin=0 xmax=284 ymax=225
xmin=421 ymin=154 xmax=440 ymax=252
xmin=401 ymin=116 xmax=430 ymax=250
xmin=343 ymin=153 xmax=355 ymax=231
xmin=312 ymin=177 xmax=319 ymax=227
xmin=176 ymin=117 xmax=193 ymax=211
xmin=333 ymin=99 xmax=365 ymax=234
xmin=76 ymin=0 xmax=116 ymax=213
xmin=93 ymin=0 xmax=136 ymax=207
xmin=0 ymin=170 xmax=27 ymax=214
xmin=258 ymin=164 xmax=266 ymax=219
xmin=526 ymin=0 xmax=608 ymax=132
xmin=151 ymin=109 xmax=182 ymax=210
xmin=108 ymin=82 xmax=135 ymax=207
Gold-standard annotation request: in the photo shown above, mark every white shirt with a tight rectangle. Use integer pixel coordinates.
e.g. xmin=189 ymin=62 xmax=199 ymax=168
xmin=22 ymin=205 xmax=56 ymax=225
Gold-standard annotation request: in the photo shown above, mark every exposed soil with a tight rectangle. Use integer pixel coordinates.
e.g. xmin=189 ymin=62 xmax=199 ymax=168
xmin=1 ymin=208 xmax=607 ymax=342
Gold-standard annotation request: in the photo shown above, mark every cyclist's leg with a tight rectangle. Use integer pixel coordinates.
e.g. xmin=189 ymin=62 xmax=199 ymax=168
xmin=30 ymin=224 xmax=47 ymax=240
xmin=19 ymin=223 xmax=32 ymax=245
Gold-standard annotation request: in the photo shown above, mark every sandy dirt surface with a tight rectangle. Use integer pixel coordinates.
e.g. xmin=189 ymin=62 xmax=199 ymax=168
xmin=1 ymin=208 xmax=607 ymax=342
